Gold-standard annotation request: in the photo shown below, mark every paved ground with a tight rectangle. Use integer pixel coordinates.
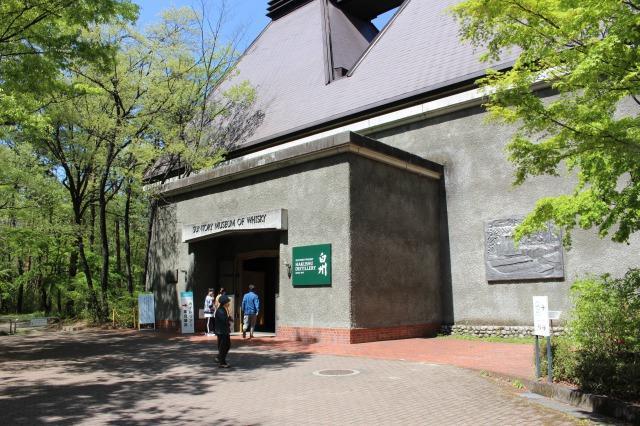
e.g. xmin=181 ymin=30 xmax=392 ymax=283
xmin=191 ymin=333 xmax=535 ymax=378
xmin=0 ymin=331 xmax=604 ymax=425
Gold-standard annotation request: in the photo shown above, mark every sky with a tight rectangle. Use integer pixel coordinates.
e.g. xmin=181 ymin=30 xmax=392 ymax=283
xmin=132 ymin=0 xmax=396 ymax=50
xmin=133 ymin=0 xmax=270 ymax=49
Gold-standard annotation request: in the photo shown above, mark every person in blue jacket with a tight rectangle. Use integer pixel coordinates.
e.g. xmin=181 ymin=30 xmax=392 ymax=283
xmin=241 ymin=284 xmax=260 ymax=339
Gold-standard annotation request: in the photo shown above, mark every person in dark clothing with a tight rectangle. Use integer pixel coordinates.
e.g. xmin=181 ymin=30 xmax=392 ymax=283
xmin=214 ymin=295 xmax=232 ymax=368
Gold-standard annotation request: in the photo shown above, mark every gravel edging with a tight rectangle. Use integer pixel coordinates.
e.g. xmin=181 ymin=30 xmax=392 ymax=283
xmin=486 ymin=372 xmax=640 ymax=424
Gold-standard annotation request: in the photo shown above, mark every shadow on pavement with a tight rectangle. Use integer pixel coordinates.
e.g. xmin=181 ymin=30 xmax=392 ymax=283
xmin=0 ymin=330 xmax=312 ymax=424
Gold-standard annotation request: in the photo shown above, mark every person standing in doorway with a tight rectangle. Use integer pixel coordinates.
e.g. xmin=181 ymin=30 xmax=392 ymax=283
xmin=241 ymin=284 xmax=260 ymax=339
xmin=204 ymin=289 xmax=215 ymax=336
xmin=214 ymin=295 xmax=232 ymax=368
xmin=214 ymin=288 xmax=228 ymax=313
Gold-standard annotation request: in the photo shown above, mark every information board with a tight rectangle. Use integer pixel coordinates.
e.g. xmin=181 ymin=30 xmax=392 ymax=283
xmin=292 ymin=244 xmax=332 ymax=286
xmin=138 ymin=293 xmax=155 ymax=326
xmin=30 ymin=318 xmax=47 ymax=327
xmin=533 ymin=296 xmax=550 ymax=337
xmin=180 ymin=291 xmax=195 ymax=334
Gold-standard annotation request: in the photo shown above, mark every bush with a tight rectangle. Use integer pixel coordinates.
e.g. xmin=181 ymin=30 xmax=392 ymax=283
xmin=109 ymin=292 xmax=138 ymax=328
xmin=538 ymin=337 xmax=577 ymax=382
xmin=547 ymin=269 xmax=640 ymax=401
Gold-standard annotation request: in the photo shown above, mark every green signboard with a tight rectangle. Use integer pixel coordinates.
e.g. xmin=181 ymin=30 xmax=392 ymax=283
xmin=292 ymin=244 xmax=332 ymax=286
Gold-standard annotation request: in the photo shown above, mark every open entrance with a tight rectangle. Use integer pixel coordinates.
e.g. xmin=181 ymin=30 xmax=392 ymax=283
xmin=239 ymin=254 xmax=279 ymax=333
xmin=190 ymin=231 xmax=281 ymax=334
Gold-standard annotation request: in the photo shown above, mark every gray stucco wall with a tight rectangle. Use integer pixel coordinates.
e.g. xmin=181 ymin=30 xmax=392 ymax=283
xmin=371 ymin=98 xmax=640 ymax=325
xmin=349 ymin=156 xmax=443 ymax=328
xmin=148 ymin=156 xmax=353 ymax=327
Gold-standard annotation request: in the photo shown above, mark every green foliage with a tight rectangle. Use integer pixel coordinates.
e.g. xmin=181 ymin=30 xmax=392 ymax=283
xmin=512 ymin=379 xmax=525 ymax=390
xmin=109 ymin=292 xmax=138 ymax=328
xmin=541 ymin=270 xmax=640 ymax=400
xmin=0 ymin=142 xmax=73 ymax=314
xmin=0 ymin=3 xmax=261 ymax=322
xmin=452 ymin=0 xmax=640 ymax=244
xmin=0 ymin=0 xmax=138 ymax=133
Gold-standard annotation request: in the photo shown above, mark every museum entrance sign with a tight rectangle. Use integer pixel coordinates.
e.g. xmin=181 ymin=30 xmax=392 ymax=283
xmin=182 ymin=209 xmax=288 ymax=242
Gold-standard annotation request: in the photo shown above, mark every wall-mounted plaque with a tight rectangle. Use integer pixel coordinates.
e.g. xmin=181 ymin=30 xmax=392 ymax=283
xmin=485 ymin=217 xmax=564 ymax=282
xmin=292 ymin=244 xmax=332 ymax=286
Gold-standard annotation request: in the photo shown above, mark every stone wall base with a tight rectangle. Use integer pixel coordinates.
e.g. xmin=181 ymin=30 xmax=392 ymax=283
xmin=277 ymin=323 xmax=439 ymax=344
xmin=440 ymin=324 xmax=566 ymax=338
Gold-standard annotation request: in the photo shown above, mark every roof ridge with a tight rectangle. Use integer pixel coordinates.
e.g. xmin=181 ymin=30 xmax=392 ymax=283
xmin=346 ymin=0 xmax=412 ymax=77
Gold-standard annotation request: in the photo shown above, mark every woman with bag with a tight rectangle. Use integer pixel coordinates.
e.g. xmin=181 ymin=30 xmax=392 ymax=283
xmin=204 ymin=289 xmax=215 ymax=336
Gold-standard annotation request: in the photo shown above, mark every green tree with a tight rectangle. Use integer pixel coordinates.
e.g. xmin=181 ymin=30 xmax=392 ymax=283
xmin=31 ymin=6 xmax=261 ymax=321
xmin=1 ymin=2 xmax=262 ymax=321
xmin=0 ymin=142 xmax=72 ymax=314
xmin=452 ymin=0 xmax=640 ymax=244
xmin=0 ymin=0 xmax=138 ymax=131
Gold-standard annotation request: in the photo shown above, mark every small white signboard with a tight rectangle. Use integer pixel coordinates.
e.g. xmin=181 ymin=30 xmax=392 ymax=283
xmin=548 ymin=310 xmax=561 ymax=321
xmin=138 ymin=293 xmax=155 ymax=327
xmin=180 ymin=291 xmax=195 ymax=334
xmin=533 ymin=296 xmax=550 ymax=337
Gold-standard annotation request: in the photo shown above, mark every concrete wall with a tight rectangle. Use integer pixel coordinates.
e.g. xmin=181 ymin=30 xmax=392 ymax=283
xmin=149 ymin=156 xmax=353 ymax=328
xmin=370 ymin=97 xmax=640 ymax=325
xmin=349 ymin=156 xmax=443 ymax=328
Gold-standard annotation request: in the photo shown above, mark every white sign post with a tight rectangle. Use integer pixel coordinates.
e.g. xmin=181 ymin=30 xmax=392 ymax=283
xmin=180 ymin=291 xmax=195 ymax=334
xmin=533 ymin=296 xmax=550 ymax=337
xmin=533 ymin=296 xmax=553 ymax=382
xmin=138 ymin=293 xmax=155 ymax=330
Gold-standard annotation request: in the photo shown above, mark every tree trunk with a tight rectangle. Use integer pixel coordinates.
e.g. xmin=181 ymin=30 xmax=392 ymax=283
xmin=16 ymin=259 xmax=24 ymax=314
xmin=73 ymin=201 xmax=100 ymax=320
xmin=68 ymin=251 xmax=78 ymax=277
xmin=98 ymin=142 xmax=115 ymax=320
xmin=124 ymin=182 xmax=134 ymax=295
xmin=77 ymin=234 xmax=100 ymax=319
xmin=57 ymin=287 xmax=62 ymax=315
xmin=99 ymin=190 xmax=109 ymax=318
xmin=89 ymin=203 xmax=96 ymax=250
xmin=115 ymin=218 xmax=122 ymax=283
xmin=142 ymin=198 xmax=157 ymax=291
xmin=39 ymin=275 xmax=49 ymax=315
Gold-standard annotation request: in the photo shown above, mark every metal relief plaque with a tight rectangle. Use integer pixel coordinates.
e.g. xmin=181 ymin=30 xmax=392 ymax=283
xmin=485 ymin=217 xmax=564 ymax=281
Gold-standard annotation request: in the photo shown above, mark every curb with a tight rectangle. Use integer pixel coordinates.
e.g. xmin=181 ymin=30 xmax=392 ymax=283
xmin=486 ymin=372 xmax=640 ymax=424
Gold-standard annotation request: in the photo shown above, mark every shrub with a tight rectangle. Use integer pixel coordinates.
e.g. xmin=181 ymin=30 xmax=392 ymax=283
xmin=538 ymin=337 xmax=577 ymax=383
xmin=546 ymin=269 xmax=640 ymax=400
xmin=109 ymin=292 xmax=138 ymax=328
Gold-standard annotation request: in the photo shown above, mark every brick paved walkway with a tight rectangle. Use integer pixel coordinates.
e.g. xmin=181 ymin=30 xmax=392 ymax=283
xmin=189 ymin=333 xmax=535 ymax=379
xmin=0 ymin=331 xmax=585 ymax=425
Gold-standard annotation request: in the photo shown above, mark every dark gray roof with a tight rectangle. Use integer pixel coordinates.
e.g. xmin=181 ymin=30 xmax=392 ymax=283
xmin=226 ymin=0 xmax=515 ymax=149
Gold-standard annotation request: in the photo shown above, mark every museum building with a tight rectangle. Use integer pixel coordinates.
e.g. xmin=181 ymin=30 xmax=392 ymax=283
xmin=147 ymin=0 xmax=639 ymax=343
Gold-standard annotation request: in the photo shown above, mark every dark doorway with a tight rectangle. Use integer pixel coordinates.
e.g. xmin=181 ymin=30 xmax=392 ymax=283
xmin=241 ymin=256 xmax=279 ymax=333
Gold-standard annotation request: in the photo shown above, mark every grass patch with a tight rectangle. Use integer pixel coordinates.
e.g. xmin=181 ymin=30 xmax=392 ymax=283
xmin=437 ymin=334 xmax=534 ymax=345
xmin=512 ymin=379 xmax=525 ymax=389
